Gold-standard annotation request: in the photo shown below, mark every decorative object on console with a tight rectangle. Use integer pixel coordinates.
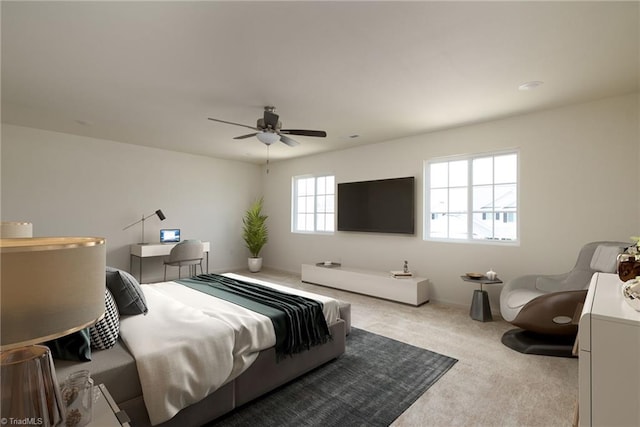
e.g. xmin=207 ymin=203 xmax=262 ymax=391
xmin=122 ymin=209 xmax=166 ymax=244
xmin=0 ymin=221 xmax=33 ymax=238
xmin=391 ymin=261 xmax=413 ymax=278
xmin=486 ymin=269 xmax=497 ymax=281
xmin=622 ymin=277 xmax=640 ymax=312
xmin=617 ymin=236 xmax=640 ymax=281
xmin=0 ymin=237 xmax=106 ymax=427
xmin=242 ymin=198 xmax=268 ymax=273
xmin=316 ymin=262 xmax=341 ymax=268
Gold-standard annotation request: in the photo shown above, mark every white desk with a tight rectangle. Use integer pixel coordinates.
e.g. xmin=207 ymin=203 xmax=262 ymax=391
xmin=130 ymin=241 xmax=210 ymax=282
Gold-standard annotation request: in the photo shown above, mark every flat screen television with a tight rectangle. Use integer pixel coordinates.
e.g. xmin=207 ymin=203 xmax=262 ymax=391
xmin=337 ymin=176 xmax=415 ymax=234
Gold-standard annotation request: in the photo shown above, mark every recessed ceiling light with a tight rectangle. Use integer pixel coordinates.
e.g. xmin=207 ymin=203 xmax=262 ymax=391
xmin=518 ymin=81 xmax=544 ymax=91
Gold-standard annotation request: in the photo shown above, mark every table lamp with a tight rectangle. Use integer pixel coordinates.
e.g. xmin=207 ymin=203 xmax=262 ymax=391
xmin=0 ymin=237 xmax=106 ymax=426
xmin=122 ymin=209 xmax=166 ymax=244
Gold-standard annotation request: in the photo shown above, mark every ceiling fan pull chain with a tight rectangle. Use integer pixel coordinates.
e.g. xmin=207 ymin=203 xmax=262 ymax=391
xmin=266 ymin=145 xmax=270 ymax=174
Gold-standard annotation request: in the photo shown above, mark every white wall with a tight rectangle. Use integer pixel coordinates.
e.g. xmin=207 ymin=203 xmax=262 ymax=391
xmin=262 ymin=93 xmax=640 ymax=310
xmin=2 ymin=94 xmax=638 ymax=308
xmin=1 ymin=125 xmax=262 ymax=282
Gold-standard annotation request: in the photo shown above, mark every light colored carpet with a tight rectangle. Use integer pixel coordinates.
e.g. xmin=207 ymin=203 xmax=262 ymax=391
xmin=236 ymin=268 xmax=577 ymax=427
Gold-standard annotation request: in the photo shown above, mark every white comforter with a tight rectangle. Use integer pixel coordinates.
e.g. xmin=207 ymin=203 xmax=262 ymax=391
xmin=119 ymin=273 xmax=340 ymax=425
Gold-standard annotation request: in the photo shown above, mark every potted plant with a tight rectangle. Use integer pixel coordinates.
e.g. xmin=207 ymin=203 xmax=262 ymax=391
xmin=242 ymin=197 xmax=268 ymax=272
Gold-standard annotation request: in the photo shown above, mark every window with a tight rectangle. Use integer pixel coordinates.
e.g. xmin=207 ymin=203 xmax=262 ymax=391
xmin=292 ymin=175 xmax=335 ymax=233
xmin=425 ymin=151 xmax=518 ymax=243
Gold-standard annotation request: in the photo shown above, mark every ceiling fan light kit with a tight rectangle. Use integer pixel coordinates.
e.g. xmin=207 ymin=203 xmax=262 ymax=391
xmin=208 ymin=106 xmax=327 ymax=147
xmin=256 ymin=132 xmax=280 ymax=145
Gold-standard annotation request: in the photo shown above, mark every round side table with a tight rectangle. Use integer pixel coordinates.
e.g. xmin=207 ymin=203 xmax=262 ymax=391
xmin=460 ymin=275 xmax=503 ymax=322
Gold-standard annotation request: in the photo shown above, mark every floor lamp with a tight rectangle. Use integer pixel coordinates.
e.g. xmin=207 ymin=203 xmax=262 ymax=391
xmin=122 ymin=209 xmax=166 ymax=244
xmin=0 ymin=237 xmax=106 ymax=427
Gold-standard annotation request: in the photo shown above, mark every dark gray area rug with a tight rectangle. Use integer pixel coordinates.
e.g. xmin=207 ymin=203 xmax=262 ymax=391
xmin=209 ymin=327 xmax=457 ymax=427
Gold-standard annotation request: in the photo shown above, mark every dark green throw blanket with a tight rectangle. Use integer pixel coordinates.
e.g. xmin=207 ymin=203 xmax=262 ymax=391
xmin=176 ymin=274 xmax=331 ymax=359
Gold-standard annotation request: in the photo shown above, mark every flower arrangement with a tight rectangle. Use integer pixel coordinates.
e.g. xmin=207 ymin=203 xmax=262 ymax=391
xmin=618 ymin=236 xmax=640 ymax=282
xmin=626 ymin=236 xmax=640 ymax=257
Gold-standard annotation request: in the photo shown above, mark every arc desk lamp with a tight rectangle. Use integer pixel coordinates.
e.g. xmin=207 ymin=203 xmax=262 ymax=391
xmin=122 ymin=209 xmax=166 ymax=244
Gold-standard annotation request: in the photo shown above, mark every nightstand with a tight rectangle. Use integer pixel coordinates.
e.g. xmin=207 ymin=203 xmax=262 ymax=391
xmin=92 ymin=384 xmax=131 ymax=426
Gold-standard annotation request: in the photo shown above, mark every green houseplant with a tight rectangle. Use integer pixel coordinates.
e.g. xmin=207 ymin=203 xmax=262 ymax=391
xmin=242 ymin=197 xmax=268 ymax=272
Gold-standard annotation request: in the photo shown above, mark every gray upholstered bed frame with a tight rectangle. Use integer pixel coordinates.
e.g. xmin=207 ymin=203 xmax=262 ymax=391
xmin=55 ymin=303 xmax=351 ymax=426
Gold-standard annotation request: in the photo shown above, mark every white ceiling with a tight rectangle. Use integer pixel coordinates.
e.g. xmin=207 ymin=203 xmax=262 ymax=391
xmin=2 ymin=1 xmax=638 ymax=164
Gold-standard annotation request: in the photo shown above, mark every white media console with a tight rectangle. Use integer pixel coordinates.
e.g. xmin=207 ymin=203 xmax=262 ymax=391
xmin=301 ymin=263 xmax=429 ymax=306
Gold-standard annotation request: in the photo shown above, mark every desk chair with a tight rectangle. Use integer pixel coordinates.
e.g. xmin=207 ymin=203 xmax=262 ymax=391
xmin=163 ymin=240 xmax=204 ymax=281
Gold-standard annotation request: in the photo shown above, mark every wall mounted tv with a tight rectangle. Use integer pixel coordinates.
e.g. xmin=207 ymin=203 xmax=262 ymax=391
xmin=337 ymin=176 xmax=415 ymax=234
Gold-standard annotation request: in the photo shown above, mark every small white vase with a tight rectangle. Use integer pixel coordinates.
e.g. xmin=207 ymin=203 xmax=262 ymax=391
xmin=248 ymin=257 xmax=262 ymax=273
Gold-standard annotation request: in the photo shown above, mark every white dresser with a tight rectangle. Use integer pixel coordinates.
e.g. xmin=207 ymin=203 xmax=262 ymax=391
xmin=578 ymin=272 xmax=640 ymax=426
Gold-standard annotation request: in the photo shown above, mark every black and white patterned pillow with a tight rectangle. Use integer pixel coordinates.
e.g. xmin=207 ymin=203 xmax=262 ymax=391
xmin=90 ymin=289 xmax=120 ymax=350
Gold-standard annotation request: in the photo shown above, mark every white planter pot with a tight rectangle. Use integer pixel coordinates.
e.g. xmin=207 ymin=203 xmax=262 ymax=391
xmin=248 ymin=257 xmax=262 ymax=273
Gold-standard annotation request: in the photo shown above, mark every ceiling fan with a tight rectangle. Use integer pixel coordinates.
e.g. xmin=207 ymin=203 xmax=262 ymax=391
xmin=208 ymin=106 xmax=327 ymax=147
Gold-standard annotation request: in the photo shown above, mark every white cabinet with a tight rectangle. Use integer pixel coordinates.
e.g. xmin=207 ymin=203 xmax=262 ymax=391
xmin=301 ymin=264 xmax=429 ymax=306
xmin=578 ymin=273 xmax=640 ymax=426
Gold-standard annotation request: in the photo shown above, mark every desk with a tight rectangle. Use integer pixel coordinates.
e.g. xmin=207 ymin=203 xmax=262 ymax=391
xmin=130 ymin=242 xmax=210 ymax=282
xmin=460 ymin=275 xmax=503 ymax=322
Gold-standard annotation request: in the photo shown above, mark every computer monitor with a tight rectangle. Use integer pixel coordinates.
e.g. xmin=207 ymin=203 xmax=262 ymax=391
xmin=160 ymin=229 xmax=181 ymax=243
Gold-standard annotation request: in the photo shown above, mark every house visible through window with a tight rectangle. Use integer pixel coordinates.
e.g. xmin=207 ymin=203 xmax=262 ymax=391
xmin=425 ymin=151 xmax=518 ymax=243
xmin=292 ymin=175 xmax=335 ymax=233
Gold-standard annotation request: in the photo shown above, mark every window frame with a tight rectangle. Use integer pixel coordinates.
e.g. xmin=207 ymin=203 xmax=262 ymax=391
xmin=424 ymin=150 xmax=519 ymax=245
xmin=291 ymin=173 xmax=336 ymax=234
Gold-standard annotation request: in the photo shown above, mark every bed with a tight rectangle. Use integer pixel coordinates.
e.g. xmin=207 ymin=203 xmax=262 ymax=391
xmin=54 ymin=271 xmax=351 ymax=427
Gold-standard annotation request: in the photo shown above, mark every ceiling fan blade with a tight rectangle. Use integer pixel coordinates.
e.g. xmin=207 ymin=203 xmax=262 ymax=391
xmin=208 ymin=117 xmax=259 ymax=131
xmin=280 ymin=129 xmax=327 ymax=138
xmin=233 ymin=133 xmax=258 ymax=140
xmin=279 ymin=134 xmax=300 ymax=147
xmin=264 ymin=110 xmax=280 ymax=130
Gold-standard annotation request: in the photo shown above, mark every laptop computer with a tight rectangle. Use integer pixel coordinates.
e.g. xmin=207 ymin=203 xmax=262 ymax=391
xmin=160 ymin=229 xmax=181 ymax=244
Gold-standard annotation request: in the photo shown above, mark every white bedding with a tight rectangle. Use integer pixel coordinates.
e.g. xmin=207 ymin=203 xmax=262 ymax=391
xmin=119 ymin=273 xmax=340 ymax=425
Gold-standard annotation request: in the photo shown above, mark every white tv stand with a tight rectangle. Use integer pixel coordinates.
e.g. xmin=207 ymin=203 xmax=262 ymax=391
xmin=301 ymin=263 xmax=429 ymax=306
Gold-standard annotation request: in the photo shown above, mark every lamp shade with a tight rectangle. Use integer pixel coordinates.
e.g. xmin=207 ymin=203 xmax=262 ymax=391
xmin=0 ymin=237 xmax=106 ymax=350
xmin=0 ymin=222 xmax=33 ymax=238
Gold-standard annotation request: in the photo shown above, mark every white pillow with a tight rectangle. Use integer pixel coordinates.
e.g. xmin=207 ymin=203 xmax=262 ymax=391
xmin=590 ymin=245 xmax=623 ymax=273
